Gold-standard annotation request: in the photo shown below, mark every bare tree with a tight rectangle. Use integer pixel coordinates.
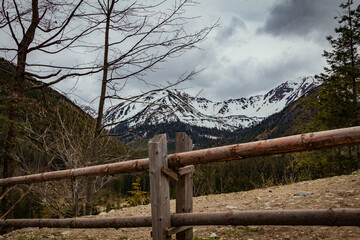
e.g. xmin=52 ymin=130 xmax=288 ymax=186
xmin=47 ymin=107 xmax=127 ymax=217
xmin=87 ymin=0 xmax=215 ymax=136
xmin=16 ymin=100 xmax=128 ymax=218
xmin=79 ymin=0 xmax=215 ymax=213
xmin=0 ymin=0 xmax=97 ymax=221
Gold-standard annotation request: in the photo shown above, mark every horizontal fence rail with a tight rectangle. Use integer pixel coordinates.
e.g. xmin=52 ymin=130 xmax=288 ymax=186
xmin=1 ymin=126 xmax=360 ymax=186
xmin=0 ymin=216 xmax=152 ymax=228
xmin=1 ymin=209 xmax=359 ymax=228
xmin=171 ymin=209 xmax=360 ymax=227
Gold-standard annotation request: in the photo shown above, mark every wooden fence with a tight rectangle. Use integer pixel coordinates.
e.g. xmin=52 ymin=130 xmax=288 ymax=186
xmin=1 ymin=126 xmax=360 ymax=239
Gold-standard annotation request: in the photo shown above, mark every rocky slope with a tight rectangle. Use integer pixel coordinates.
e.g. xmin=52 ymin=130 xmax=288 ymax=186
xmin=4 ymin=170 xmax=360 ymax=240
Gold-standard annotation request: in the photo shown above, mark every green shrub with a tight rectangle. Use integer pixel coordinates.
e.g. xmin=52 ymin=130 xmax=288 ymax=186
xmin=126 ymin=176 xmax=150 ymax=207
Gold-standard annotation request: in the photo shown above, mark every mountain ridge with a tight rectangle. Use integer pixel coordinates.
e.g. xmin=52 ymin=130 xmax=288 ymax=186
xmin=103 ymin=77 xmax=320 ymax=141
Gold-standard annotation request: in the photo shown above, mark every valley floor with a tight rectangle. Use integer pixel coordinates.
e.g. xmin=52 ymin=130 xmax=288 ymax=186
xmin=4 ymin=170 xmax=360 ymax=239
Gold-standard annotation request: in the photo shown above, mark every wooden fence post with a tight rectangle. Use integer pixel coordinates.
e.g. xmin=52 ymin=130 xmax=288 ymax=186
xmin=149 ymin=134 xmax=171 ymax=240
xmin=175 ymin=132 xmax=193 ymax=240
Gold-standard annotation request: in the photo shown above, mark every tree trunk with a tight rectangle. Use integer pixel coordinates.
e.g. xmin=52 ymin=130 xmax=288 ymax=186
xmin=86 ymin=0 xmax=114 ymax=215
xmin=2 ymin=108 xmax=16 ymax=220
xmin=1 ymin=0 xmax=39 ymax=228
xmin=95 ymin=0 xmax=113 ymax=137
xmin=356 ymin=145 xmax=360 ymax=168
xmin=348 ymin=146 xmax=352 ymax=157
xmin=347 ymin=2 xmax=357 ymax=105
xmin=72 ymin=179 xmax=79 ymax=217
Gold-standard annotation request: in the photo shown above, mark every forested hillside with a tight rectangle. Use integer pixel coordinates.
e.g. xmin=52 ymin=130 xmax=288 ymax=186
xmin=0 ymin=58 xmax=129 ymax=218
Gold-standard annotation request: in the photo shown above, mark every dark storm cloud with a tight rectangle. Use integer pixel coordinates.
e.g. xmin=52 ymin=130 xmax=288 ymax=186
xmin=258 ymin=0 xmax=340 ymax=38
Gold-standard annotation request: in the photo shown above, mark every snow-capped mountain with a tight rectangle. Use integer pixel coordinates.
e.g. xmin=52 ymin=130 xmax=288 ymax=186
xmin=103 ymin=77 xmax=320 ymax=132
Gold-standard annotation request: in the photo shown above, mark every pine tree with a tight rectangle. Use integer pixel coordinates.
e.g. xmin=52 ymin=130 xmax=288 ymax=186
xmin=294 ymin=0 xmax=360 ymax=180
xmin=316 ymin=0 xmax=360 ymax=129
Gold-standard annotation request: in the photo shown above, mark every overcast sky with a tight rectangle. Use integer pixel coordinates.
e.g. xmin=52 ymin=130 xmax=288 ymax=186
xmin=1 ymin=0 xmax=357 ymax=109
xmin=109 ymin=0 xmax=349 ymax=103
xmin=165 ymin=0 xmax=343 ymax=101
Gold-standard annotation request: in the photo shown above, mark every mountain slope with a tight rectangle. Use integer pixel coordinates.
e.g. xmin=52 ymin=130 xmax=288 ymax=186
xmin=192 ymin=76 xmax=317 ymax=118
xmin=217 ymin=86 xmax=320 ymax=147
xmin=104 ymin=77 xmax=320 ymax=142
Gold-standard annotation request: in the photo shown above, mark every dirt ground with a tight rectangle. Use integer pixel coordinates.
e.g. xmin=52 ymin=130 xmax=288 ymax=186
xmin=3 ymin=170 xmax=360 ymax=240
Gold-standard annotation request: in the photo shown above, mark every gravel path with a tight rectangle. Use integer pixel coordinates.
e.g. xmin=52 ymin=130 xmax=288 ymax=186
xmin=3 ymin=171 xmax=360 ymax=239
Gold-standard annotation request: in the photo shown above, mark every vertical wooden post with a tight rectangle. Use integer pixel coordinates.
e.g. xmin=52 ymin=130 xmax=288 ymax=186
xmin=149 ymin=134 xmax=171 ymax=240
xmin=175 ymin=132 xmax=193 ymax=240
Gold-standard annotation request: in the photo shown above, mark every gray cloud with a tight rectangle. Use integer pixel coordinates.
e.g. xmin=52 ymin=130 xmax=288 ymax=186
xmin=191 ymin=51 xmax=325 ymax=101
xmin=207 ymin=0 xmax=276 ymax=23
xmin=215 ymin=16 xmax=246 ymax=42
xmin=184 ymin=29 xmax=328 ymax=101
xmin=258 ymin=0 xmax=340 ymax=39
